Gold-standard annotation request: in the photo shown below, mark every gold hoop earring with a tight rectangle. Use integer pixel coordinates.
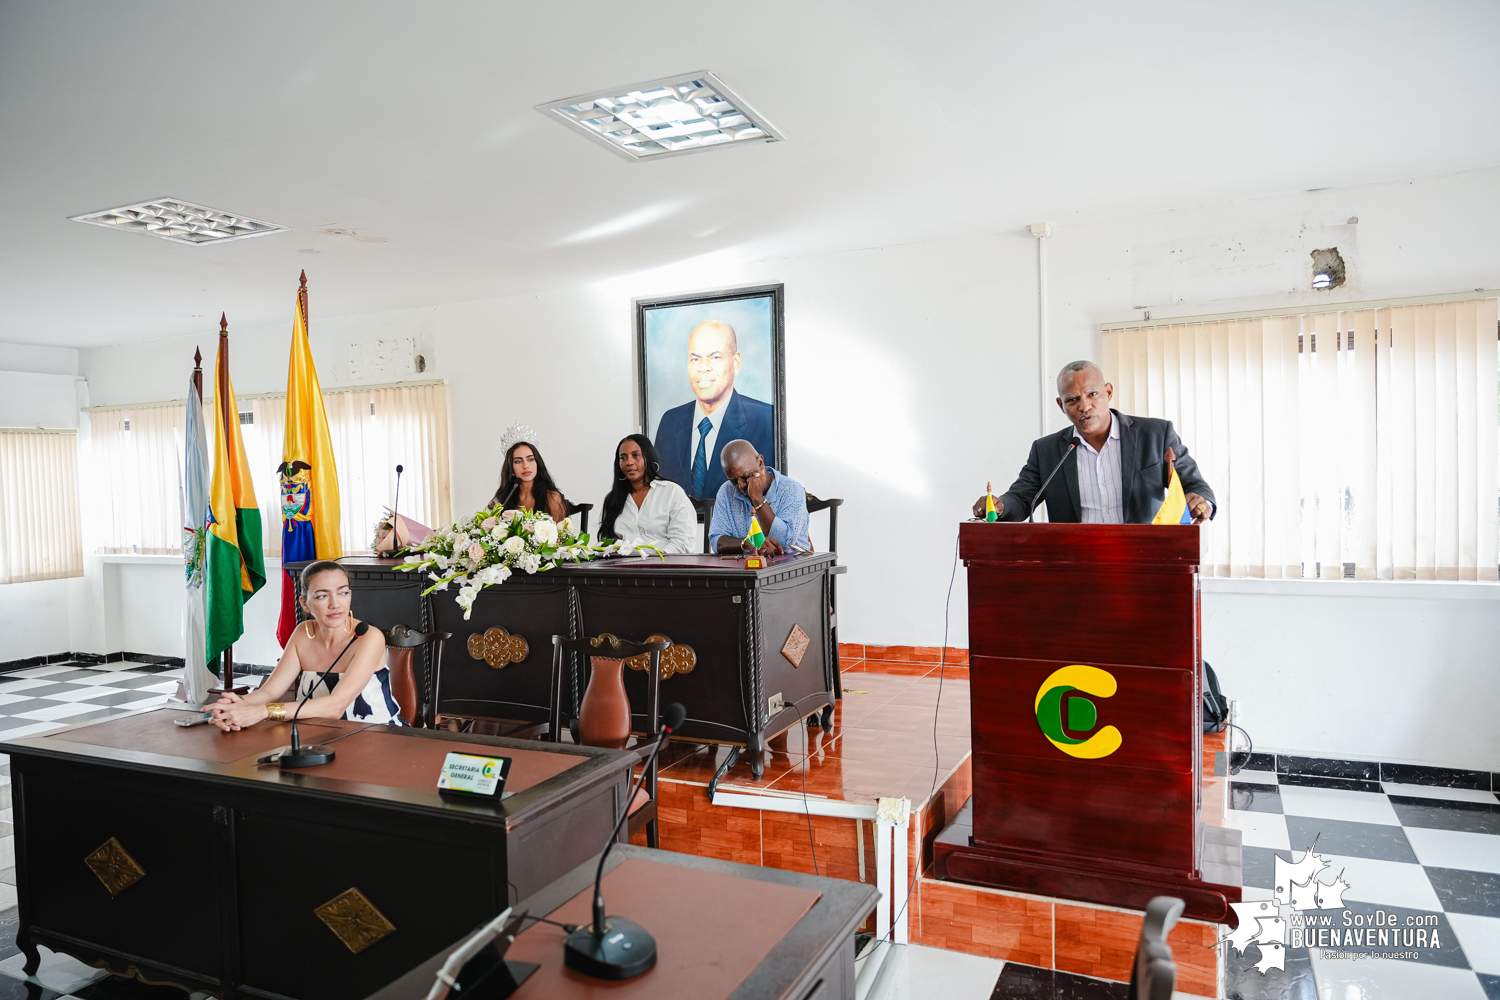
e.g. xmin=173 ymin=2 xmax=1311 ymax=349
xmin=303 ymin=620 xmax=316 ymax=639
xmin=345 ymin=617 xmax=354 ymax=635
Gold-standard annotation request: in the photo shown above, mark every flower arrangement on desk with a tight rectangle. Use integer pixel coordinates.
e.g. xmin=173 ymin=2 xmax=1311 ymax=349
xmin=398 ymin=505 xmax=661 ymax=618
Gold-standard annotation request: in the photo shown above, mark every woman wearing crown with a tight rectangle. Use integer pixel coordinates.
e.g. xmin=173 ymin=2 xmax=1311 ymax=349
xmin=490 ymin=423 xmax=570 ymax=522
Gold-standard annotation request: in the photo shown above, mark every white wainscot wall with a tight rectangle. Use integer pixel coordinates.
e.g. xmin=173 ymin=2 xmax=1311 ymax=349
xmin=1202 ymin=578 xmax=1500 ymax=772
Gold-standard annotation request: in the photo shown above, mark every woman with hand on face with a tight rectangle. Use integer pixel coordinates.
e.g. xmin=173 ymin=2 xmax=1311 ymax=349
xmin=490 ymin=435 xmax=569 ymax=522
xmin=599 ymin=433 xmax=697 ymax=553
xmin=204 ymin=560 xmax=403 ymax=732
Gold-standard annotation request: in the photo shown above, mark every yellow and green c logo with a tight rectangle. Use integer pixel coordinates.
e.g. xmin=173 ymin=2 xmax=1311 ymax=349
xmin=1034 ymin=665 xmax=1122 ymax=759
xmin=482 ymin=762 xmax=497 ymax=779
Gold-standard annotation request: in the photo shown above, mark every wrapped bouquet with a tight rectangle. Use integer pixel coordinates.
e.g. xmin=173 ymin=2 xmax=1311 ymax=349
xmin=399 ymin=504 xmax=660 ymax=618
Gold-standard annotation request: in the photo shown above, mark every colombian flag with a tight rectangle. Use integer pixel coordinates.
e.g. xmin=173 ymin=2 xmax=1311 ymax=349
xmin=1152 ymin=467 xmax=1193 ymax=525
xmin=746 ymin=516 xmax=766 ymax=549
xmin=276 ymin=273 xmax=341 ymax=646
xmin=205 ymin=326 xmax=266 ymax=670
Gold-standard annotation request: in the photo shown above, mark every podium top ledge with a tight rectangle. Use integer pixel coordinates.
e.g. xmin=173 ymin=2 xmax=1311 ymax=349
xmin=958 ymin=521 xmax=1201 ymax=567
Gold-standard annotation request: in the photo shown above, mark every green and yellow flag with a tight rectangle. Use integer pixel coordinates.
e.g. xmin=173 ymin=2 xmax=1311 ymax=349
xmin=746 ymin=516 xmax=766 ymax=550
xmin=205 ymin=319 xmax=266 ymax=669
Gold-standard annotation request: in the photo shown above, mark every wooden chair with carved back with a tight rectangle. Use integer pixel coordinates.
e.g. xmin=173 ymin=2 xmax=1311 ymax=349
xmin=690 ymin=497 xmax=717 ymax=553
xmin=564 ymin=500 xmax=594 ymax=536
xmin=550 ymin=635 xmax=671 ymax=848
xmin=804 ymin=492 xmax=847 ymax=708
xmin=383 ymin=624 xmax=452 ymax=727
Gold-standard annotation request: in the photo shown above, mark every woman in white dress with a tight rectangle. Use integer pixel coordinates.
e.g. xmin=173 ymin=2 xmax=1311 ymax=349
xmin=204 ymin=560 xmax=405 ymax=730
xmin=599 ymin=434 xmax=698 ymax=554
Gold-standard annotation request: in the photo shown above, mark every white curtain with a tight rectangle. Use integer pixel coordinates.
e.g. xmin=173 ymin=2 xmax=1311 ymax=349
xmin=88 ymin=404 xmax=186 ymax=555
xmin=93 ymin=383 xmax=451 ymax=557
xmin=0 ymin=430 xmax=84 ymax=583
xmin=1104 ymin=298 xmax=1498 ymax=581
xmin=323 ymin=383 xmax=452 ymax=551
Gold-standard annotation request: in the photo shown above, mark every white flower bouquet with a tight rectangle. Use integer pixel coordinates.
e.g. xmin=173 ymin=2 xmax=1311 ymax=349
xmin=398 ymin=504 xmax=660 ymax=618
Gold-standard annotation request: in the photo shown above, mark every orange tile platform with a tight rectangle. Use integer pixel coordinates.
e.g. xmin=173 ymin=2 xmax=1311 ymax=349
xmin=632 ymin=655 xmax=1226 ymax=992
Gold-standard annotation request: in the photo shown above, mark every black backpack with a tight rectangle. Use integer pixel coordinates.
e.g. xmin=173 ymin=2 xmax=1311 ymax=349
xmin=1203 ymin=662 xmax=1228 ymax=734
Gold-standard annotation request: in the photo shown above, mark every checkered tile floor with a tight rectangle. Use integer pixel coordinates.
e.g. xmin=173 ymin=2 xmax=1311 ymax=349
xmin=1223 ymin=762 xmax=1500 ymax=1000
xmin=0 ymin=660 xmax=261 ymax=999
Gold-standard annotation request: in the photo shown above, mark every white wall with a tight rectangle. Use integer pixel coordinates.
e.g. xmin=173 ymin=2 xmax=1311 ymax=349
xmin=39 ymin=164 xmax=1500 ymax=768
xmin=1204 ymin=579 xmax=1500 ymax=772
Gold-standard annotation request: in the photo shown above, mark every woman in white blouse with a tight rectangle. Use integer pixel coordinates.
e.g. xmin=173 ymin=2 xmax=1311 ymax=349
xmin=599 ymin=434 xmax=698 ymax=554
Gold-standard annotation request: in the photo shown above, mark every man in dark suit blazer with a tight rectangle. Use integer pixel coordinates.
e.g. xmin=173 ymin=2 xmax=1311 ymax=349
xmin=654 ymin=320 xmax=776 ymax=499
xmin=974 ymin=361 xmax=1216 ymax=524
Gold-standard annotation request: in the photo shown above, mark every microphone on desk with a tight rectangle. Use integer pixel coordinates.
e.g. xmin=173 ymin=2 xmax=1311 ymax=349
xmin=563 ymin=701 xmax=687 ymax=980
xmin=279 ymin=621 xmax=370 ymax=769
xmin=1028 ymin=442 xmax=1078 ymax=523
xmin=499 ymin=480 xmax=519 ymax=510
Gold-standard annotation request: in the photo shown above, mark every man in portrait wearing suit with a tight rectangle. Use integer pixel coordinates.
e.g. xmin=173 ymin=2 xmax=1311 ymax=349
xmin=654 ymin=319 xmax=775 ymax=500
xmin=973 ymin=360 xmax=1217 ymax=524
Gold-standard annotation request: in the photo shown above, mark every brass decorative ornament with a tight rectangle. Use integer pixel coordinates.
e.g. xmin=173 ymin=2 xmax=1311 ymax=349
xmin=467 ymin=626 xmax=529 ymax=668
xmin=314 ymin=888 xmax=397 ymax=954
xmin=85 ymin=838 xmax=146 ymax=897
xmin=781 ymin=625 xmax=811 ymax=668
xmin=604 ymin=633 xmax=695 ymax=680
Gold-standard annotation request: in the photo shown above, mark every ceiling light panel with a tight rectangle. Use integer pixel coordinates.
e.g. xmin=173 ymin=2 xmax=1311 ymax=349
xmin=539 ymin=72 xmax=784 ymax=161
xmin=69 ymin=199 xmax=288 ymax=246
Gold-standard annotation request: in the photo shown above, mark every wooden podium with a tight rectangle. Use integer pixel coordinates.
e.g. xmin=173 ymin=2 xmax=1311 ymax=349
xmin=941 ymin=522 xmax=1241 ymax=923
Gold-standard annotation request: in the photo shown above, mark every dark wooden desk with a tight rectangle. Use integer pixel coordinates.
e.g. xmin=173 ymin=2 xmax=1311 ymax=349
xmin=3 ymin=708 xmax=635 ymax=1000
xmin=309 ymin=553 xmax=839 ymax=779
xmin=367 ymin=845 xmax=879 ymax=1000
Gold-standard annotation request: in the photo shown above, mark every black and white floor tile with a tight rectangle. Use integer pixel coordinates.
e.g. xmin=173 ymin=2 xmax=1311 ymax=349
xmin=1224 ymin=762 xmax=1500 ymax=1000
xmin=0 ymin=660 xmax=255 ymax=999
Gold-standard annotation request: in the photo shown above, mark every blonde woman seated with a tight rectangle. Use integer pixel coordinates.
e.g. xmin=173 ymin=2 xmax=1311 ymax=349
xmin=205 ymin=560 xmax=404 ymax=731
xmin=598 ymin=434 xmax=697 ymax=554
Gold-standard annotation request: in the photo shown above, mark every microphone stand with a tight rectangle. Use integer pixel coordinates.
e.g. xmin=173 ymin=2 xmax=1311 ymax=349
xmin=563 ymin=703 xmax=685 ymax=980
xmin=279 ymin=622 xmax=368 ymax=769
xmin=1028 ymin=443 xmax=1078 ymax=522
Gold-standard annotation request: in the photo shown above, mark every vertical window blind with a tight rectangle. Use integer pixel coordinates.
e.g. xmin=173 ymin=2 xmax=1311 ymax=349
xmin=1103 ymin=297 xmax=1498 ymax=581
xmin=0 ymin=430 xmax=84 ymax=583
xmin=89 ymin=382 xmax=451 ymax=558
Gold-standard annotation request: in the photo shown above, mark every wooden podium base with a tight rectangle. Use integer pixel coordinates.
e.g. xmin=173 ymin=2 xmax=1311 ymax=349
xmin=935 ymin=824 xmax=1243 ymax=924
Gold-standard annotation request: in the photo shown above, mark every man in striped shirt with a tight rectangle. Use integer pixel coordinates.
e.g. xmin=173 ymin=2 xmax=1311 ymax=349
xmin=973 ymin=361 xmax=1215 ymax=524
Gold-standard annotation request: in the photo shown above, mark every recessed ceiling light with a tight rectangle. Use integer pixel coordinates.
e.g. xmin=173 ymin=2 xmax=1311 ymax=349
xmin=69 ymin=198 xmax=288 ymax=246
xmin=538 ymin=71 xmax=784 ymax=161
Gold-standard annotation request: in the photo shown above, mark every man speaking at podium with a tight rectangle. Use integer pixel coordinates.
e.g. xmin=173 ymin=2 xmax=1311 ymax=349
xmin=973 ymin=360 xmax=1216 ymax=524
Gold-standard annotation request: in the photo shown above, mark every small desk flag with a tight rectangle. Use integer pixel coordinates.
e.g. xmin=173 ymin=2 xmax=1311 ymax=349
xmin=985 ymin=481 xmax=998 ymax=522
xmin=276 ymin=272 xmax=342 ymax=647
xmin=746 ymin=516 xmax=766 ymax=550
xmin=205 ymin=319 xmax=266 ymax=670
xmin=1152 ymin=467 xmax=1193 ymax=525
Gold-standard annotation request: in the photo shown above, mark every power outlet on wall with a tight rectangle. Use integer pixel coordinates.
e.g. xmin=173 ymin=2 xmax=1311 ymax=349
xmin=768 ymin=692 xmax=786 ymax=716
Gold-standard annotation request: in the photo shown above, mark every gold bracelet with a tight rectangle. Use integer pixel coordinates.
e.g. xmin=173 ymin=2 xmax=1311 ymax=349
xmin=266 ymin=702 xmax=286 ymax=722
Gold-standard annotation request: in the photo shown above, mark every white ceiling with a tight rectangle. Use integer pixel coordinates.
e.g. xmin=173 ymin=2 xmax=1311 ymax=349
xmin=2 ymin=1 xmax=1496 ymax=348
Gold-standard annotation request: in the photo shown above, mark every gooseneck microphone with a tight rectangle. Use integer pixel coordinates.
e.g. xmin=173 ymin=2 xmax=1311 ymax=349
xmin=389 ymin=464 xmax=404 ymax=553
xmin=279 ymin=621 xmax=370 ymax=769
xmin=1028 ymin=442 xmax=1078 ymax=523
xmin=563 ymin=701 xmax=687 ymax=980
xmin=500 ymin=480 xmax=519 ymax=510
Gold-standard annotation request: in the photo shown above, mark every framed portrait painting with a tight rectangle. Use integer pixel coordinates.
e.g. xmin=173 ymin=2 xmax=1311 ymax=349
xmin=636 ymin=284 xmax=785 ymax=501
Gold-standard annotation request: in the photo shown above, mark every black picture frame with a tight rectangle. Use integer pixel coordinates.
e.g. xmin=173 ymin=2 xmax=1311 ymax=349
xmin=635 ymin=284 xmax=787 ymax=498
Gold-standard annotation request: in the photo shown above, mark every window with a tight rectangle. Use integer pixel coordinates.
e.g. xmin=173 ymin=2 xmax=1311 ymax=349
xmin=0 ymin=430 xmax=83 ymax=583
xmin=1103 ymin=297 xmax=1498 ymax=581
xmin=89 ymin=381 xmax=451 ymax=558
xmin=88 ymin=403 xmax=187 ymax=555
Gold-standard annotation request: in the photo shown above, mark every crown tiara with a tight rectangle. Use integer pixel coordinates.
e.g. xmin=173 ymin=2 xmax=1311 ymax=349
xmin=499 ymin=422 xmax=540 ymax=455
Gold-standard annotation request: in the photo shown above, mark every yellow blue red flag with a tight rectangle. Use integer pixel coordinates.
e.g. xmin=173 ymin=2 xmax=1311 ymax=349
xmin=276 ymin=272 xmax=342 ymax=646
xmin=1152 ymin=466 xmax=1193 ymax=525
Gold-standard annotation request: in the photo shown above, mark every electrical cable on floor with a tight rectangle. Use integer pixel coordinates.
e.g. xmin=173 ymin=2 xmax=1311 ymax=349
xmin=1227 ymin=722 xmax=1253 ymax=776
xmin=801 ymin=716 xmax=819 ymax=876
xmin=881 ymin=529 xmax=960 ymax=945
